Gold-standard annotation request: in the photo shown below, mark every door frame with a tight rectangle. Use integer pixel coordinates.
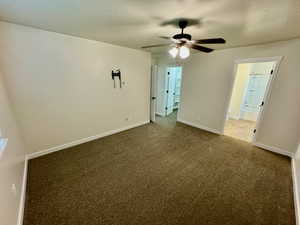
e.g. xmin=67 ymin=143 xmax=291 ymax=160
xmin=221 ymin=56 xmax=283 ymax=143
xmin=165 ymin=68 xmax=173 ymax=116
xmin=150 ymin=65 xmax=158 ymax=122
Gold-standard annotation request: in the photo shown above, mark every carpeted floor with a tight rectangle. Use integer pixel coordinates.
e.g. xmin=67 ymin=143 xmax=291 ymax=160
xmin=24 ymin=112 xmax=295 ymax=225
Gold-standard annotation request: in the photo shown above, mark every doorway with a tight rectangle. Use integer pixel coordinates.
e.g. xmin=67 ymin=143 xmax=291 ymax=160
xmin=223 ymin=57 xmax=282 ymax=142
xmin=150 ymin=65 xmax=182 ymax=123
xmin=165 ymin=66 xmax=182 ymax=117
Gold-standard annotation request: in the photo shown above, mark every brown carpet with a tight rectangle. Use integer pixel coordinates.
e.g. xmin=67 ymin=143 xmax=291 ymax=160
xmin=24 ymin=112 xmax=295 ymax=225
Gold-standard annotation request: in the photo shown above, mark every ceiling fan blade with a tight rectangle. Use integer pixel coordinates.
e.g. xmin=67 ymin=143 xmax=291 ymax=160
xmin=159 ymin=36 xmax=172 ymax=40
xmin=195 ymin=38 xmax=226 ymax=44
xmin=141 ymin=44 xmax=170 ymax=49
xmin=191 ymin=44 xmax=214 ymax=53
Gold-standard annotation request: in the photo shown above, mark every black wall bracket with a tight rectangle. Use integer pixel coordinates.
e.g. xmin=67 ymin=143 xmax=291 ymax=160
xmin=112 ymin=69 xmax=122 ymax=88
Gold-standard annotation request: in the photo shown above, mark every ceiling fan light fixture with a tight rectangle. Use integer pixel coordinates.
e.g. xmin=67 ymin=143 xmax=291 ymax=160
xmin=141 ymin=19 xmax=225 ymax=55
xmin=179 ymin=46 xmax=190 ymax=59
xmin=169 ymin=47 xmax=178 ymax=58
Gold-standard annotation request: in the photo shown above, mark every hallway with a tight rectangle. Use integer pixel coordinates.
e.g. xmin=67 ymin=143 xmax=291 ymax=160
xmin=155 ymin=110 xmax=178 ymax=127
xmin=224 ymin=119 xmax=256 ymax=142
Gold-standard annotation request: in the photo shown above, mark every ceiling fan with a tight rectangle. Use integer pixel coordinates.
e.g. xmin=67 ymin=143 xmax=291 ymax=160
xmin=141 ymin=19 xmax=226 ymax=59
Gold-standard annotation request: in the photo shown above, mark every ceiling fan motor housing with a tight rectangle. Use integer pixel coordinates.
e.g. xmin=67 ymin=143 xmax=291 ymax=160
xmin=141 ymin=18 xmax=224 ymax=54
xmin=173 ymin=33 xmax=192 ymax=41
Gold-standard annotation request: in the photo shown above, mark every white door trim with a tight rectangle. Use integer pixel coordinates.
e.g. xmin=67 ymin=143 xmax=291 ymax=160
xmin=165 ymin=69 xmax=172 ymax=116
xmin=234 ymin=56 xmax=283 ymax=64
xmin=251 ymin=57 xmax=283 ymax=142
xmin=221 ymin=56 xmax=283 ymax=143
xmin=150 ymin=65 xmax=158 ymax=122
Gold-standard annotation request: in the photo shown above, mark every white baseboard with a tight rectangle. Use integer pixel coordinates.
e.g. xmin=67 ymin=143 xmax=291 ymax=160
xmin=17 ymin=156 xmax=28 ymax=225
xmin=177 ymin=118 xmax=222 ymax=135
xmin=27 ymin=120 xmax=149 ymax=160
xmin=292 ymin=158 xmax=300 ymax=225
xmin=253 ymin=142 xmax=294 ymax=158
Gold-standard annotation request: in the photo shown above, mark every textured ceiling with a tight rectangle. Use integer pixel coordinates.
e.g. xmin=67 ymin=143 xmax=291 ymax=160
xmin=0 ymin=0 xmax=300 ymax=53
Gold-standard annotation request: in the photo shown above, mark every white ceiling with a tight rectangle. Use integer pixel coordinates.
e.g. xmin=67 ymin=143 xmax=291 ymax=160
xmin=0 ymin=0 xmax=300 ymax=53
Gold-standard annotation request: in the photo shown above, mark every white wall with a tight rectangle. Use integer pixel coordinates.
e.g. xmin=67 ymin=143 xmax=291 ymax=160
xmin=0 ymin=22 xmax=151 ymax=153
xmin=0 ymin=72 xmax=27 ymax=225
xmin=179 ymin=39 xmax=300 ymax=153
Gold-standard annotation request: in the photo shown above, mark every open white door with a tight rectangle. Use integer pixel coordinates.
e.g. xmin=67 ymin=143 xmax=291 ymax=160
xmin=150 ymin=65 xmax=157 ymax=122
xmin=165 ymin=68 xmax=176 ymax=116
xmin=222 ymin=57 xmax=282 ymax=143
xmin=240 ymin=75 xmax=270 ymax=121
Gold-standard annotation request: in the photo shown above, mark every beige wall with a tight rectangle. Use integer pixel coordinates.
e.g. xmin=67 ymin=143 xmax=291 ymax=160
xmin=179 ymin=38 xmax=300 ymax=153
xmin=0 ymin=22 xmax=151 ymax=153
xmin=228 ymin=63 xmax=251 ymax=119
xmin=0 ymin=72 xmax=27 ymax=225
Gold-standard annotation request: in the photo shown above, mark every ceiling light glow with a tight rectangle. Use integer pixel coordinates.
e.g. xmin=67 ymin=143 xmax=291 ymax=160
xmin=179 ymin=46 xmax=190 ymax=59
xmin=169 ymin=47 xmax=178 ymax=58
